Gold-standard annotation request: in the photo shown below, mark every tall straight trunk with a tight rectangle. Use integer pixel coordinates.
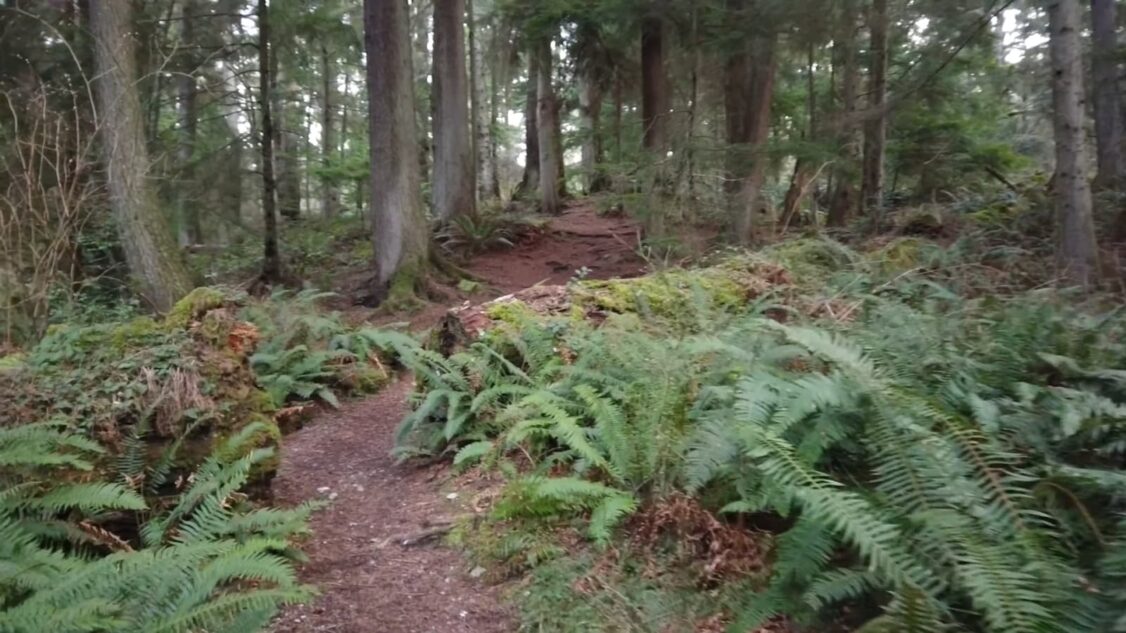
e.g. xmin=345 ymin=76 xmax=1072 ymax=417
xmin=1091 ymin=0 xmax=1123 ymax=189
xmin=1048 ymin=0 xmax=1098 ymax=287
xmin=640 ymin=8 xmax=667 ymax=153
xmin=257 ymin=0 xmax=281 ymax=282
xmin=724 ymin=0 xmax=750 ymax=198
xmin=467 ymin=0 xmax=497 ymax=201
xmin=321 ymin=45 xmax=341 ymax=217
xmin=579 ymin=71 xmax=606 ymax=193
xmin=365 ymin=0 xmax=429 ymax=289
xmin=177 ymin=0 xmax=202 ymax=245
xmin=612 ymin=74 xmax=624 ymax=162
xmin=89 ymin=0 xmax=194 ymax=311
xmin=516 ymin=53 xmax=541 ymax=198
xmin=734 ymin=32 xmax=777 ymax=244
xmin=432 ymin=0 xmax=476 ymax=221
xmin=486 ymin=33 xmax=502 ymax=198
xmin=827 ymin=0 xmax=860 ymax=227
xmin=861 ymin=0 xmax=889 ymax=217
xmin=535 ymin=38 xmax=562 ymax=215
xmin=411 ymin=1 xmax=432 ymax=186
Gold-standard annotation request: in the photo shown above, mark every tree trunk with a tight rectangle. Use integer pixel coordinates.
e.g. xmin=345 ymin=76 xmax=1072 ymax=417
xmin=1048 ymin=0 xmax=1099 ymax=287
xmin=734 ymin=32 xmax=777 ymax=244
xmin=467 ymin=0 xmax=497 ymax=201
xmin=257 ymin=0 xmax=281 ymax=282
xmin=486 ymin=35 xmax=502 ymax=199
xmin=724 ymin=0 xmax=750 ymax=199
xmin=432 ymin=0 xmax=476 ymax=221
xmin=1091 ymin=0 xmax=1123 ymax=189
xmin=861 ymin=0 xmax=889 ymax=218
xmin=321 ymin=45 xmax=341 ymax=218
xmin=89 ymin=0 xmax=195 ymax=311
xmin=516 ymin=52 xmax=541 ymax=199
xmin=535 ymin=38 xmax=562 ymax=215
xmin=177 ymin=0 xmax=202 ymax=246
xmin=827 ymin=0 xmax=860 ymax=227
xmin=640 ymin=8 xmax=667 ymax=154
xmin=579 ymin=65 xmax=607 ymax=194
xmin=411 ymin=1 xmax=432 ymax=187
xmin=365 ymin=0 xmax=429 ymax=291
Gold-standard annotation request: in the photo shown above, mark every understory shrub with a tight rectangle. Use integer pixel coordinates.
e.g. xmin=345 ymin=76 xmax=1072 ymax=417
xmin=395 ymin=252 xmax=1126 ymax=633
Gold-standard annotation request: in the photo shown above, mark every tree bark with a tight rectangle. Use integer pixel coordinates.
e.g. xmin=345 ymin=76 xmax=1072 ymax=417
xmin=724 ymin=0 xmax=750 ymax=199
xmin=321 ymin=45 xmax=341 ymax=218
xmin=89 ymin=0 xmax=195 ymax=311
xmin=734 ymin=32 xmax=777 ymax=244
xmin=535 ymin=38 xmax=562 ymax=215
xmin=579 ymin=71 xmax=606 ymax=193
xmin=861 ymin=0 xmax=889 ymax=218
xmin=516 ymin=52 xmax=541 ymax=199
xmin=1048 ymin=0 xmax=1099 ymax=287
xmin=1091 ymin=0 xmax=1123 ymax=189
xmin=257 ymin=0 xmax=281 ymax=282
xmin=432 ymin=0 xmax=476 ymax=221
xmin=640 ymin=7 xmax=667 ymax=154
xmin=365 ymin=0 xmax=429 ymax=290
xmin=467 ymin=0 xmax=498 ymax=201
xmin=177 ymin=0 xmax=202 ymax=246
xmin=827 ymin=0 xmax=860 ymax=227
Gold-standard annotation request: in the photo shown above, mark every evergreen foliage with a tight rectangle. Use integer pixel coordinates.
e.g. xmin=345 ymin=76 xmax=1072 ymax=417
xmin=395 ymin=254 xmax=1126 ymax=633
xmin=0 ymin=422 xmax=315 ymax=632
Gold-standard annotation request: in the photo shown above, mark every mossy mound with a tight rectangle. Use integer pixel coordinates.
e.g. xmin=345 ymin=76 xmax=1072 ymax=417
xmin=572 ymin=258 xmax=791 ymax=324
xmin=0 ymin=288 xmax=279 ymax=494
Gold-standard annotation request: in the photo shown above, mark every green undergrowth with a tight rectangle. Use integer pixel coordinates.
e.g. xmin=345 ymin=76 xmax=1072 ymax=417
xmin=189 ymin=216 xmax=373 ymax=288
xmin=0 ymin=285 xmax=419 ymax=631
xmin=394 ymin=238 xmax=1126 ymax=633
xmin=0 ymin=420 xmax=318 ymax=632
xmin=0 ymin=286 xmax=403 ymax=495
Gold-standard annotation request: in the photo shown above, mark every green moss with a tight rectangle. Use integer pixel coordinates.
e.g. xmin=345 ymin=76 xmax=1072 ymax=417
xmin=485 ymin=300 xmax=540 ymax=326
xmin=573 ymin=268 xmax=748 ymax=321
xmin=760 ymin=237 xmax=859 ymax=283
xmin=0 ymin=353 xmax=25 ymax=372
xmin=868 ymin=237 xmax=927 ymax=274
xmin=379 ymin=263 xmax=425 ymax=313
xmin=165 ymin=287 xmax=231 ymax=329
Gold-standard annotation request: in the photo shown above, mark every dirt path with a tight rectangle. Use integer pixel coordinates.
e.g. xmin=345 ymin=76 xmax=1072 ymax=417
xmin=271 ymin=202 xmax=642 ymax=632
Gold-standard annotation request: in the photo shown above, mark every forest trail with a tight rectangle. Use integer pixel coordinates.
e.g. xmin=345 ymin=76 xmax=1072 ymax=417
xmin=270 ymin=202 xmax=644 ymax=633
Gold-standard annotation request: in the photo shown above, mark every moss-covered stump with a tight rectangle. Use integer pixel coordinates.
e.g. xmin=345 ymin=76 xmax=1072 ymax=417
xmin=0 ymin=287 xmax=280 ymax=497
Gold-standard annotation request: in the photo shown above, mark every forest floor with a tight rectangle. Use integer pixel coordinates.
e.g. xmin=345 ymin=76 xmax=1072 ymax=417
xmin=269 ymin=201 xmax=645 ymax=633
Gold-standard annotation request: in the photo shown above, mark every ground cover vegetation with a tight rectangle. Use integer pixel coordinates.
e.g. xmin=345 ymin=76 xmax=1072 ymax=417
xmin=2 ymin=0 xmax=1126 ymax=631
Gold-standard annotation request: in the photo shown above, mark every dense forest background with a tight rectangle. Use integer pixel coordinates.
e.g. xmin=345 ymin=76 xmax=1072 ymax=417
xmin=3 ymin=1 xmax=1126 ymax=632
xmin=0 ymin=0 xmax=1121 ymax=339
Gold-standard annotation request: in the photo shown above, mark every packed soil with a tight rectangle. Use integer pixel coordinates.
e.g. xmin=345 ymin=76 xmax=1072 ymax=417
xmin=270 ymin=201 xmax=644 ymax=632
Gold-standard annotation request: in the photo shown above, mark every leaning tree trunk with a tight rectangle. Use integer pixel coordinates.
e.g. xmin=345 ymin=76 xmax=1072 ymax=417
xmin=861 ymin=0 xmax=889 ymax=219
xmin=432 ymin=0 xmax=476 ymax=221
xmin=516 ymin=52 xmax=541 ymax=199
xmin=1091 ymin=0 xmax=1123 ymax=189
xmin=535 ymin=38 xmax=563 ymax=215
xmin=321 ymin=45 xmax=341 ymax=218
xmin=257 ymin=0 xmax=281 ymax=282
xmin=734 ymin=32 xmax=777 ymax=244
xmin=1048 ymin=0 xmax=1099 ymax=287
xmin=827 ymin=0 xmax=860 ymax=227
xmin=89 ymin=0 xmax=194 ymax=311
xmin=365 ymin=0 xmax=429 ymax=291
